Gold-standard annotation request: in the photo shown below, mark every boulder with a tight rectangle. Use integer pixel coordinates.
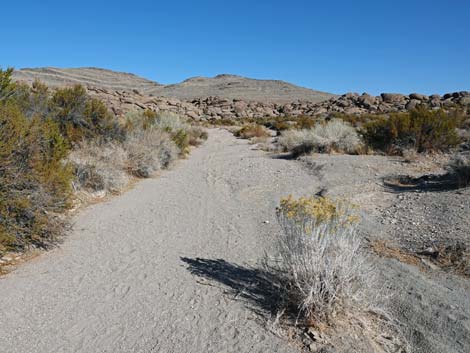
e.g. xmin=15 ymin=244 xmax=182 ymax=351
xmin=409 ymin=93 xmax=429 ymax=101
xmin=358 ymin=94 xmax=376 ymax=108
xmin=459 ymin=96 xmax=470 ymax=105
xmin=405 ymin=99 xmax=422 ymax=110
xmin=381 ymin=93 xmax=406 ymax=103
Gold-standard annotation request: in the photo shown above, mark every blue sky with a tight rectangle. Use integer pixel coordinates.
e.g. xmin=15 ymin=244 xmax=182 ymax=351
xmin=1 ymin=0 xmax=469 ymax=95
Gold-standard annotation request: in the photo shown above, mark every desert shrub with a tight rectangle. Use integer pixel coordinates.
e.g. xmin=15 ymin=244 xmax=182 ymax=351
xmin=446 ymin=153 xmax=470 ymax=187
xmin=0 ymin=68 xmax=16 ymax=102
xmin=0 ymin=103 xmax=73 ymax=253
xmin=124 ymin=129 xmax=178 ymax=177
xmin=69 ymin=141 xmax=129 ymax=194
xmin=278 ymin=119 xmax=363 ymax=156
xmin=266 ymin=195 xmax=372 ymax=324
xmin=187 ymin=126 xmax=208 ymax=146
xmin=125 ymin=109 xmax=158 ymax=131
xmin=272 ymin=120 xmax=292 ymax=131
xmin=154 ymin=110 xmax=189 ymax=132
xmin=294 ymin=115 xmax=316 ymax=130
xmin=362 ymin=107 xmax=460 ymax=154
xmin=126 ymin=109 xmax=191 ymax=155
xmin=209 ymin=118 xmax=236 ymax=126
xmin=235 ymin=124 xmax=271 ymax=139
xmin=50 ymin=85 xmax=123 ymax=144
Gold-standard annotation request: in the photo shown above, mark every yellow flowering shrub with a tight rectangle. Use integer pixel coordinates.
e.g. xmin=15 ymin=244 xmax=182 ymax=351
xmin=278 ymin=195 xmax=358 ymax=229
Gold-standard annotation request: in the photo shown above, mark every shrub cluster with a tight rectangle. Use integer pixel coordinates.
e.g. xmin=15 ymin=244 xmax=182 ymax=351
xmin=266 ymin=195 xmax=373 ymax=324
xmin=278 ymin=119 xmax=363 ymax=156
xmin=0 ymin=70 xmax=73 ymax=253
xmin=361 ymin=107 xmax=461 ymax=154
xmin=71 ymin=109 xmax=207 ymax=192
xmin=234 ymin=124 xmax=271 ymax=139
xmin=0 ymin=68 xmax=207 ymax=255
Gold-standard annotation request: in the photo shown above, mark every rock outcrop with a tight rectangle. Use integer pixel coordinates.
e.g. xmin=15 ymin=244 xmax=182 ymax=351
xmin=86 ymin=87 xmax=470 ymax=121
xmin=12 ymin=67 xmax=469 ymax=121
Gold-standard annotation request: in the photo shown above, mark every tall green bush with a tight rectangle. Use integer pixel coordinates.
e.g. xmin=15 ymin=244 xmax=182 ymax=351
xmin=362 ymin=107 xmax=460 ymax=154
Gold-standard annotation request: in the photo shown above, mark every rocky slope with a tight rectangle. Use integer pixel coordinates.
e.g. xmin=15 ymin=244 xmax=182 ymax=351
xmin=12 ymin=67 xmax=469 ymax=121
xmin=84 ymin=87 xmax=470 ymax=122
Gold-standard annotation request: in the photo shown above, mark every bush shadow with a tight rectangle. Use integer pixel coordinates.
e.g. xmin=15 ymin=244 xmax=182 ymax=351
xmin=383 ymin=173 xmax=464 ymax=193
xmin=181 ymin=257 xmax=290 ymax=319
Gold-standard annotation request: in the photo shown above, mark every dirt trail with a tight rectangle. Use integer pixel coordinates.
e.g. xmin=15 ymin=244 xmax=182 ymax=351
xmin=0 ymin=129 xmax=318 ymax=353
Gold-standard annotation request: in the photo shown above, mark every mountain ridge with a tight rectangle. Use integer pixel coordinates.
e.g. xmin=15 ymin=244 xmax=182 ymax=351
xmin=12 ymin=67 xmax=335 ymax=104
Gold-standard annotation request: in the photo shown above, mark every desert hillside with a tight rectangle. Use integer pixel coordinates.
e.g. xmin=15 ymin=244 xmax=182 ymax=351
xmin=12 ymin=67 xmax=335 ymax=103
xmin=12 ymin=67 xmax=468 ymax=122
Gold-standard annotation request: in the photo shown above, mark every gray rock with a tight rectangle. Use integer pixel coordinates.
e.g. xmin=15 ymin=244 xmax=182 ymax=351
xmin=410 ymin=93 xmax=429 ymax=101
xmin=381 ymin=93 xmax=406 ymax=103
xmin=406 ymin=99 xmax=422 ymax=110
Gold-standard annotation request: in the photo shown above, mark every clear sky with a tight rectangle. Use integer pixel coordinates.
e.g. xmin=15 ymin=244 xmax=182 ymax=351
xmin=1 ymin=0 xmax=469 ymax=95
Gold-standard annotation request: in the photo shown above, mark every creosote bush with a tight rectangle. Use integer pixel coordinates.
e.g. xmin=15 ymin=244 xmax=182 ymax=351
xmin=50 ymin=85 xmax=124 ymax=144
xmin=0 ymin=102 xmax=73 ymax=253
xmin=266 ymin=195 xmax=374 ymax=325
xmin=235 ymin=124 xmax=271 ymax=139
xmin=278 ymin=119 xmax=363 ymax=156
xmin=362 ymin=107 xmax=461 ymax=154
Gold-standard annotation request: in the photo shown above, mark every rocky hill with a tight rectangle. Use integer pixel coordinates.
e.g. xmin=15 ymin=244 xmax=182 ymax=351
xmin=12 ymin=67 xmax=469 ymax=121
xmin=12 ymin=67 xmax=334 ymax=103
xmin=13 ymin=67 xmax=163 ymax=93
xmin=81 ymin=88 xmax=470 ymax=122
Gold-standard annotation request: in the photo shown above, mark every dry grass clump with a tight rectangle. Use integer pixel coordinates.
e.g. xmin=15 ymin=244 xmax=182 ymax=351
xmin=187 ymin=126 xmax=209 ymax=146
xmin=69 ymin=141 xmax=129 ymax=194
xmin=126 ymin=109 xmax=201 ymax=155
xmin=124 ymin=129 xmax=178 ymax=177
xmin=278 ymin=119 xmax=363 ymax=156
xmin=235 ymin=124 xmax=271 ymax=139
xmin=266 ymin=195 xmax=373 ymax=325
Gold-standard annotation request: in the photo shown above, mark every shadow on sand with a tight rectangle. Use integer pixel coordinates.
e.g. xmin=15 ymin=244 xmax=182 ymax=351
xmin=181 ymin=257 xmax=289 ymax=319
xmin=383 ymin=173 xmax=464 ymax=193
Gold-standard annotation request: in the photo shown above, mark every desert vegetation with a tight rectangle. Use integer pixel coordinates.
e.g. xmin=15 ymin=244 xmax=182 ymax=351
xmin=361 ymin=107 xmax=463 ymax=154
xmin=0 ymin=67 xmax=206 ymax=256
xmin=234 ymin=124 xmax=271 ymax=139
xmin=266 ymin=196 xmax=372 ymax=322
xmin=262 ymin=195 xmax=409 ymax=351
xmin=277 ymin=119 xmax=363 ymax=156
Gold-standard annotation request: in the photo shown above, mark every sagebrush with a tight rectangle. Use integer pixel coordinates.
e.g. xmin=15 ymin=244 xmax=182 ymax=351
xmin=278 ymin=119 xmax=363 ymax=156
xmin=265 ymin=195 xmax=374 ymax=324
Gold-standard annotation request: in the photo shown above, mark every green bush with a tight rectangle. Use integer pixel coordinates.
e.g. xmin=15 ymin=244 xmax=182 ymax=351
xmin=0 ymin=103 xmax=73 ymax=253
xmin=0 ymin=68 xmax=15 ymax=102
xmin=362 ymin=107 xmax=461 ymax=154
xmin=50 ymin=85 xmax=123 ymax=144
